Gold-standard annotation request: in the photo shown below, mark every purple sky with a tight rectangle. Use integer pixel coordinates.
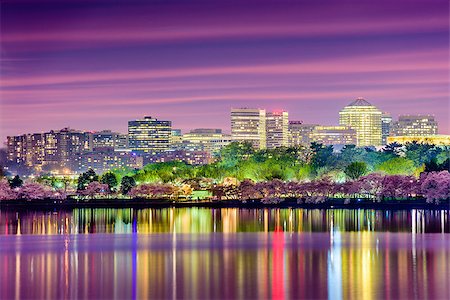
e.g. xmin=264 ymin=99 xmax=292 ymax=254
xmin=1 ymin=0 xmax=449 ymax=142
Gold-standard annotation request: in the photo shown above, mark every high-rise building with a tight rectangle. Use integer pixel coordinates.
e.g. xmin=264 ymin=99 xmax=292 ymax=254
xmin=390 ymin=115 xmax=438 ymax=136
xmin=288 ymin=121 xmax=318 ymax=146
xmin=170 ymin=129 xmax=183 ymax=148
xmin=128 ymin=116 xmax=171 ymax=154
xmin=339 ymin=97 xmax=382 ymax=146
xmin=92 ymin=130 xmax=128 ymax=150
xmin=266 ymin=111 xmax=289 ymax=149
xmin=231 ymin=108 xmax=266 ymax=149
xmin=49 ymin=128 xmax=93 ymax=168
xmin=181 ymin=129 xmax=232 ymax=155
xmin=381 ymin=113 xmax=392 ymax=145
xmin=310 ymin=126 xmax=356 ymax=146
xmin=7 ymin=135 xmax=27 ymax=165
xmin=7 ymin=128 xmax=93 ymax=173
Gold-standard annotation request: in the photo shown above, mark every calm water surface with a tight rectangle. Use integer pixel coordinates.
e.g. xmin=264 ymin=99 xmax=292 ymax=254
xmin=0 ymin=208 xmax=449 ymax=299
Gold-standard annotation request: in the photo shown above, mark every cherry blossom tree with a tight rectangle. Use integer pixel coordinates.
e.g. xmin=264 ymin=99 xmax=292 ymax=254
xmin=17 ymin=183 xmax=52 ymax=200
xmin=0 ymin=179 xmax=16 ymax=200
xmin=128 ymin=183 xmax=177 ymax=199
xmin=421 ymin=171 xmax=450 ymax=204
xmin=357 ymin=173 xmax=384 ymax=201
xmin=80 ymin=181 xmax=109 ymax=199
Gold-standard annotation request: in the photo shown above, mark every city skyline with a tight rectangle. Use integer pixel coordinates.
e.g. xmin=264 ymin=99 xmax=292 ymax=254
xmin=2 ymin=99 xmax=442 ymax=137
xmin=1 ymin=0 xmax=448 ymax=143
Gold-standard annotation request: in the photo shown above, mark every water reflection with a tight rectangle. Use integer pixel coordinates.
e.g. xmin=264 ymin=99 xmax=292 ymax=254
xmin=1 ymin=233 xmax=449 ymax=299
xmin=0 ymin=208 xmax=449 ymax=235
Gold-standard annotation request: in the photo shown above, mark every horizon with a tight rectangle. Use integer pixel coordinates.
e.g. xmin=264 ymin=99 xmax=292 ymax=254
xmin=1 ymin=0 xmax=449 ymax=141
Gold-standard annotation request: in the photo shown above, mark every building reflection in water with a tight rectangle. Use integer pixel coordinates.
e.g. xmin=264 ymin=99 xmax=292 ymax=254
xmin=0 ymin=208 xmax=449 ymax=235
xmin=2 ymin=232 xmax=449 ymax=299
xmin=0 ymin=208 xmax=449 ymax=299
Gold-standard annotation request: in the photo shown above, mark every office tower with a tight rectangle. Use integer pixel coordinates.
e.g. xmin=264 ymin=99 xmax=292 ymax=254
xmin=310 ymin=126 xmax=357 ymax=146
xmin=115 ymin=134 xmax=129 ymax=150
xmin=288 ymin=121 xmax=318 ymax=146
xmin=170 ymin=129 xmax=183 ymax=148
xmin=339 ymin=97 xmax=382 ymax=146
xmin=128 ymin=116 xmax=171 ymax=154
xmin=181 ymin=128 xmax=232 ymax=155
xmin=390 ymin=115 xmax=438 ymax=136
xmin=231 ymin=108 xmax=266 ymax=149
xmin=92 ymin=130 xmax=128 ymax=150
xmin=381 ymin=113 xmax=392 ymax=145
xmin=266 ymin=111 xmax=289 ymax=149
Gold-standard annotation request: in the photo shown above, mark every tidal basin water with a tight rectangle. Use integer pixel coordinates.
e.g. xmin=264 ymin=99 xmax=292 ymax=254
xmin=1 ymin=208 xmax=450 ymax=299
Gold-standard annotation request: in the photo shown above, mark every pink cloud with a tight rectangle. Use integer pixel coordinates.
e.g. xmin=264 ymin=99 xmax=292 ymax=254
xmin=1 ymin=49 xmax=447 ymax=88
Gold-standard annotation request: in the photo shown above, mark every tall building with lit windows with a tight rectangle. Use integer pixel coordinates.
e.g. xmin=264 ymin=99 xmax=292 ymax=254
xmin=390 ymin=115 xmax=438 ymax=136
xmin=7 ymin=128 xmax=92 ymax=172
xmin=92 ymin=130 xmax=128 ymax=150
xmin=231 ymin=108 xmax=266 ymax=149
xmin=266 ymin=111 xmax=289 ymax=149
xmin=339 ymin=97 xmax=382 ymax=146
xmin=381 ymin=113 xmax=392 ymax=145
xmin=128 ymin=116 xmax=171 ymax=154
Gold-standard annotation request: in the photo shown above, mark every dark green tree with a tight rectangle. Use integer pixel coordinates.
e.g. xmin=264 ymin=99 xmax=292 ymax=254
xmin=310 ymin=142 xmax=335 ymax=169
xmin=344 ymin=162 xmax=368 ymax=180
xmin=120 ymin=176 xmax=136 ymax=195
xmin=101 ymin=171 xmax=118 ymax=191
xmin=9 ymin=175 xmax=23 ymax=188
xmin=219 ymin=142 xmax=254 ymax=167
xmin=425 ymin=158 xmax=450 ymax=172
xmin=404 ymin=142 xmax=436 ymax=166
xmin=383 ymin=143 xmax=403 ymax=157
xmin=77 ymin=169 xmax=98 ymax=191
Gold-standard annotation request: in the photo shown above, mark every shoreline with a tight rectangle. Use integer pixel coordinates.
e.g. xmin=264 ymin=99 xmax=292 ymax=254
xmin=1 ymin=198 xmax=449 ymax=210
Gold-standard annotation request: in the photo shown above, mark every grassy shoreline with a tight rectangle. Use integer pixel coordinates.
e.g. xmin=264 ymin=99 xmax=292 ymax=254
xmin=1 ymin=198 xmax=449 ymax=210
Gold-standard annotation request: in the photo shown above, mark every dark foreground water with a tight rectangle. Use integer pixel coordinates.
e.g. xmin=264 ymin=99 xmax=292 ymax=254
xmin=0 ymin=208 xmax=449 ymax=299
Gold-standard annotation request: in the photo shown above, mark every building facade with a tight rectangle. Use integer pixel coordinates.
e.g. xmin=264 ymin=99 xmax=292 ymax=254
xmin=387 ymin=135 xmax=450 ymax=146
xmin=381 ymin=113 xmax=392 ymax=145
xmin=181 ymin=129 xmax=232 ymax=155
xmin=7 ymin=128 xmax=93 ymax=173
xmin=339 ymin=98 xmax=382 ymax=146
xmin=74 ymin=149 xmax=143 ymax=174
xmin=144 ymin=150 xmax=211 ymax=165
xmin=92 ymin=130 xmax=128 ymax=150
xmin=266 ymin=111 xmax=289 ymax=149
xmin=390 ymin=115 xmax=438 ymax=137
xmin=128 ymin=116 xmax=171 ymax=154
xmin=288 ymin=122 xmax=318 ymax=146
xmin=310 ymin=126 xmax=357 ymax=146
xmin=231 ymin=108 xmax=266 ymax=149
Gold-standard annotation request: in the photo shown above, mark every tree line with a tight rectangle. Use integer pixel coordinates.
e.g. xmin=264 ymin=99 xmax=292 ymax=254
xmin=0 ymin=142 xmax=449 ymax=204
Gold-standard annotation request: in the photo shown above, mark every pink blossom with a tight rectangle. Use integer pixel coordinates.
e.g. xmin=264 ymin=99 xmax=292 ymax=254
xmin=0 ymin=179 xmax=17 ymax=200
xmin=421 ymin=171 xmax=450 ymax=204
xmin=17 ymin=183 xmax=52 ymax=200
xmin=80 ymin=181 xmax=109 ymax=199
